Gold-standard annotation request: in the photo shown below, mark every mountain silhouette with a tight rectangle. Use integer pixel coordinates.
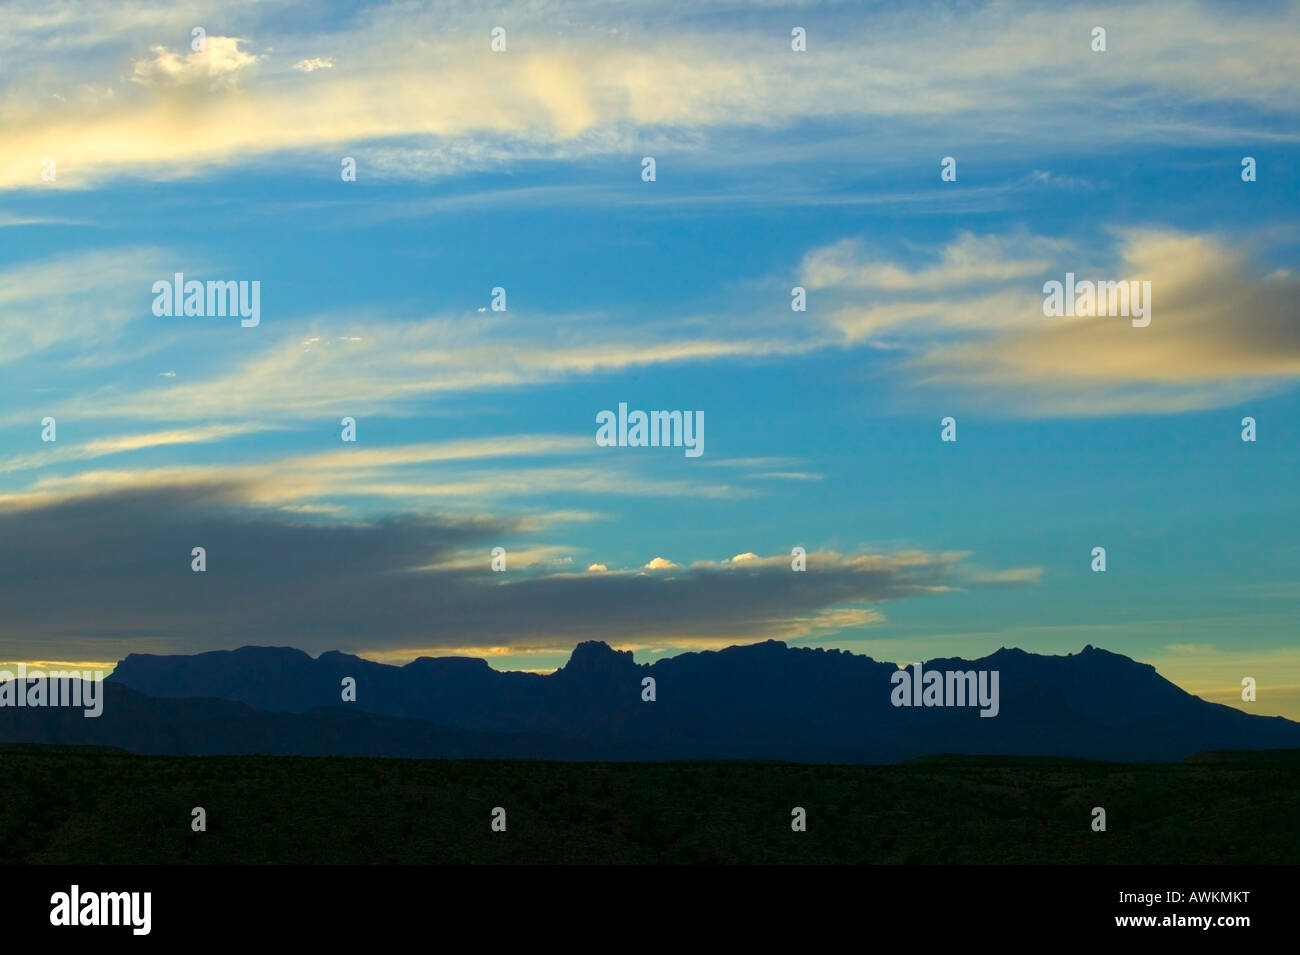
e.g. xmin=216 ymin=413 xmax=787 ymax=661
xmin=45 ymin=639 xmax=1296 ymax=762
xmin=0 ymin=680 xmax=646 ymax=759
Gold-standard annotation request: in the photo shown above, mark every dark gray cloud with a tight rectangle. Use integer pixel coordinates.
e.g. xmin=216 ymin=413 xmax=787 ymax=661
xmin=0 ymin=482 xmax=1029 ymax=661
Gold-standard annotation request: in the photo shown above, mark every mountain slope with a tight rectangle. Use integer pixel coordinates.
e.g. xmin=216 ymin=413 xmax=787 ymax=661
xmin=92 ymin=640 xmax=1300 ymax=762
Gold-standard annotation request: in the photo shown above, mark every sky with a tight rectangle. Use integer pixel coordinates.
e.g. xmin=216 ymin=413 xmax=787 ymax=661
xmin=1 ymin=0 xmax=1298 ymax=717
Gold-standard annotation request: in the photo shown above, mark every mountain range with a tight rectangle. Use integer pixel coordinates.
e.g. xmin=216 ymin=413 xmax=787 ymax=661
xmin=2 ymin=640 xmax=1297 ymax=762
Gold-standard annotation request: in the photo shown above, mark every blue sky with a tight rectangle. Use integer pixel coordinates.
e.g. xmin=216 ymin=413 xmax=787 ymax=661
xmin=1 ymin=0 xmax=1298 ymax=716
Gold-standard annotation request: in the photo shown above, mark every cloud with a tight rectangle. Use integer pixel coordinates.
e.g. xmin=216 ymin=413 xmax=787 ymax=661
xmin=0 ymin=422 xmax=280 ymax=474
xmin=804 ymin=228 xmax=1300 ymax=415
xmin=0 ymin=213 xmax=87 ymax=228
xmin=9 ymin=228 xmax=1293 ymax=435
xmin=968 ymin=567 xmax=1045 ymax=585
xmin=0 ymin=482 xmax=1036 ymax=661
xmin=913 ymin=231 xmax=1300 ymax=414
xmin=2 ymin=1 xmax=1298 ymax=189
xmin=292 ymin=57 xmax=333 ymax=72
xmin=0 ymin=432 xmax=745 ymax=512
xmin=130 ymin=37 xmax=260 ymax=89
xmin=45 ymin=312 xmax=801 ymax=424
xmin=0 ymin=247 xmax=168 ymax=367
xmin=801 ymin=234 xmax=1054 ymax=292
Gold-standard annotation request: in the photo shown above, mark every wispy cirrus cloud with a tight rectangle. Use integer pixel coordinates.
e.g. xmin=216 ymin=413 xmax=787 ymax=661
xmin=0 ymin=430 xmax=745 ymax=512
xmin=0 ymin=246 xmax=169 ymax=366
xmin=8 ymin=227 xmax=1294 ymax=430
xmin=0 ymin=422 xmax=281 ymax=474
xmin=801 ymin=233 xmax=1059 ymax=293
xmin=46 ymin=314 xmax=808 ymax=423
xmin=2 ymin=1 xmax=1298 ymax=189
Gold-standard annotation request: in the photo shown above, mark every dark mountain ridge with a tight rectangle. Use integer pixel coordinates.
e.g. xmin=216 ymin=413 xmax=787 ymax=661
xmin=75 ymin=639 xmax=1300 ymax=763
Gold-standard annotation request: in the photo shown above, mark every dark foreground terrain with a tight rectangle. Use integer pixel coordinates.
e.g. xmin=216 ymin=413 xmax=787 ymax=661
xmin=1 ymin=745 xmax=1296 ymax=864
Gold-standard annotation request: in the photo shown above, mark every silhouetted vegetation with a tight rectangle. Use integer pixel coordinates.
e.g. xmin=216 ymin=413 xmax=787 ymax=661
xmin=1 ymin=745 xmax=1296 ymax=864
